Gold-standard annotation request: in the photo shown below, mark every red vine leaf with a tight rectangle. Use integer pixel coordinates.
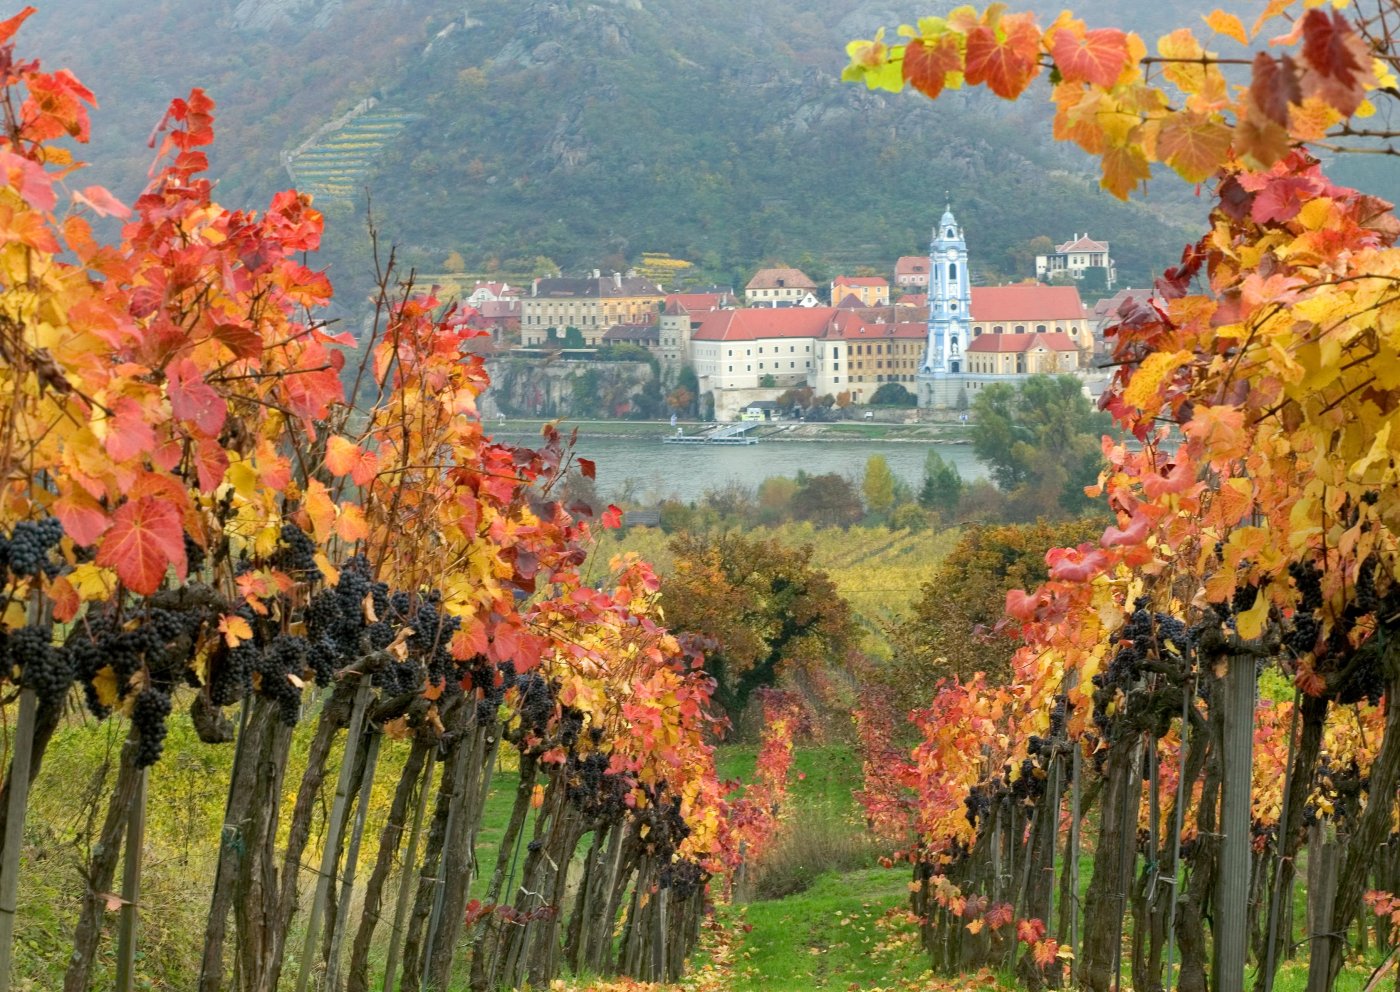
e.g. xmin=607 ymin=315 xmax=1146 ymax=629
xmin=96 ymin=496 xmax=187 ymax=595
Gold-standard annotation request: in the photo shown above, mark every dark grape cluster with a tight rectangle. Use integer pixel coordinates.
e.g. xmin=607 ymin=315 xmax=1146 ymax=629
xmin=3 ymin=517 xmax=64 ymax=578
xmin=513 ymin=673 xmax=555 ymax=737
xmin=7 ymin=624 xmax=73 ymax=705
xmin=255 ymin=634 xmax=308 ymax=725
xmin=1092 ymin=607 xmax=1191 ymax=738
xmin=659 ymin=859 xmax=706 ymax=900
xmin=132 ymin=688 xmax=173 ymax=767
xmin=565 ymin=750 xmax=630 ymax=822
xmin=184 ymin=532 xmax=207 ymax=573
xmin=273 ymin=523 xmax=321 ymax=580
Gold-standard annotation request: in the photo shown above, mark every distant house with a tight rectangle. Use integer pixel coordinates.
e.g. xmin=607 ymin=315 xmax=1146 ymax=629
xmin=659 ymin=291 xmax=735 ymax=371
xmin=966 ymin=284 xmax=1093 ymax=352
xmin=475 ymin=299 xmax=521 ymax=338
xmin=602 ymin=323 xmax=660 ymax=351
xmin=898 ymin=293 xmax=928 ymax=307
xmin=519 ymin=271 xmax=665 ymax=347
xmin=689 ymin=306 xmax=834 ymax=393
xmin=1036 ymin=234 xmax=1116 ymax=288
xmin=741 ymin=400 xmax=782 ymax=421
xmin=1090 ymin=287 xmax=1155 ymax=358
xmin=745 ymin=267 xmax=817 ymax=307
xmin=465 ymin=280 xmax=517 ymax=306
xmin=830 ymin=275 xmax=890 ymax=307
xmin=966 ymin=331 xmax=1080 ymax=375
xmin=895 ymin=255 xmax=931 ymax=289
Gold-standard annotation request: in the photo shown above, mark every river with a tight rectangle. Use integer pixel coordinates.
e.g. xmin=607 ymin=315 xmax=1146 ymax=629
xmin=489 ymin=430 xmax=989 ymax=504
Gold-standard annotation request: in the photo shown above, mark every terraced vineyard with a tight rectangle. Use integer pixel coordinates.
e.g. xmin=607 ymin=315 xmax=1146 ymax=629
xmin=598 ymin=523 xmax=961 ymax=658
xmin=286 ymin=107 xmax=422 ymax=200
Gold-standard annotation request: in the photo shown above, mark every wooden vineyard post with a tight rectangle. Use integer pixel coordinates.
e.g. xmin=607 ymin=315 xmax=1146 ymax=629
xmin=115 ymin=767 xmax=150 ymax=992
xmin=0 ymin=687 xmax=38 ymax=991
xmin=383 ymin=754 xmax=435 ymax=992
xmin=324 ymin=729 xmax=382 ymax=992
xmin=1261 ymin=690 xmax=1301 ymax=992
xmin=1215 ymin=654 xmax=1256 ymax=992
xmin=296 ymin=677 xmax=372 ymax=992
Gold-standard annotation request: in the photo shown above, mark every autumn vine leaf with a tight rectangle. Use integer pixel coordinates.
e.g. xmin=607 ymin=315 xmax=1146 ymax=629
xmin=843 ymin=2 xmax=1389 ymax=196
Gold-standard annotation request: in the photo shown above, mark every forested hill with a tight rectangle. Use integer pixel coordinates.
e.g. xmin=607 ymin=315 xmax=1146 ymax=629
xmin=31 ymin=0 xmax=1265 ymax=293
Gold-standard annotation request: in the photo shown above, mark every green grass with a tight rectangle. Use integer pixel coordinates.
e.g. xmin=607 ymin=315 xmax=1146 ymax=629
xmin=717 ymin=868 xmax=928 ymax=991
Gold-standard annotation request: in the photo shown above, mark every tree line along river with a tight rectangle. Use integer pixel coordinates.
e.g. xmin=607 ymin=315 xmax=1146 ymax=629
xmin=489 ymin=428 xmax=989 ymax=504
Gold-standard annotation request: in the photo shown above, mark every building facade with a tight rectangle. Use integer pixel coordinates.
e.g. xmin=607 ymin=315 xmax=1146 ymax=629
xmin=895 ymin=255 xmax=931 ymax=289
xmin=520 ymin=272 xmax=665 ymax=346
xmin=744 ymin=267 xmax=818 ymax=306
xmin=830 ymin=275 xmax=891 ymax=307
xmin=1036 ymin=233 xmax=1116 ymax=288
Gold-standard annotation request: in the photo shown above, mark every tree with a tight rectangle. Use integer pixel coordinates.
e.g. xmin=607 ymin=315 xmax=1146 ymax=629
xmin=562 ymin=326 xmax=586 ymax=349
xmin=666 ymin=385 xmax=694 ymax=414
xmin=971 ymin=375 xmax=1108 ymax=516
xmin=759 ymin=373 xmax=778 ymax=387
xmin=870 ymin=382 xmax=916 ymax=406
xmin=862 ymin=455 xmax=896 ymax=517
xmin=918 ymin=449 xmax=963 ymax=513
xmin=791 ymin=473 xmax=863 ymax=527
xmin=442 ymin=250 xmax=466 ymax=273
xmin=883 ymin=518 xmax=1103 ymax=708
xmin=664 ymin=533 xmax=856 ymax=717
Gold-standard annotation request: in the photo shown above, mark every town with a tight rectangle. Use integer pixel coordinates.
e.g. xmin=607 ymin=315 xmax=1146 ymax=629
xmin=438 ymin=208 xmax=1131 ymax=421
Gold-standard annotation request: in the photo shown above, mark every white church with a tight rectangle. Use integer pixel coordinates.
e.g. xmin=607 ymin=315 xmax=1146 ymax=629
xmin=916 ymin=204 xmax=1091 ymax=408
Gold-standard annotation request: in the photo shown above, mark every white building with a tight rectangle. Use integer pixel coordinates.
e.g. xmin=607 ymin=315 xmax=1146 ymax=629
xmin=744 ymin=267 xmax=818 ymax=307
xmin=1036 ymin=234 xmax=1116 ymax=288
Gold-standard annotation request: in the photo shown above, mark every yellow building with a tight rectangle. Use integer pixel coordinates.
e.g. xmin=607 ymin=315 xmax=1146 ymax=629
xmin=830 ymin=275 xmax=890 ymax=307
xmin=965 ymin=331 xmax=1080 ymax=375
xmin=520 ymin=272 xmax=665 ymax=346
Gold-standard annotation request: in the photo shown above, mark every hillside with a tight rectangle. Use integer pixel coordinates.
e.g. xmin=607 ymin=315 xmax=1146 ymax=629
xmin=29 ymin=0 xmax=1238 ymax=299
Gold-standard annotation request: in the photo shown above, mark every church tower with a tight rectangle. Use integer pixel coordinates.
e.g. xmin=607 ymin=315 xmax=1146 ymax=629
xmin=922 ymin=203 xmax=972 ymax=375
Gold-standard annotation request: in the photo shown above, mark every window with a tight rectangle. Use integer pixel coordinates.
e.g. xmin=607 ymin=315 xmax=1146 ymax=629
xmin=834 ymin=376 xmax=840 ymax=384
xmin=1015 ymin=325 xmax=1025 ymax=334
xmin=949 ymin=262 xmax=958 ymax=281
xmin=728 ymin=366 xmax=732 ymax=372
xmin=1037 ymin=324 xmax=1047 ymax=333
xmin=994 ymin=325 xmax=1004 ymax=334
xmin=946 ymin=227 xmax=955 ymax=238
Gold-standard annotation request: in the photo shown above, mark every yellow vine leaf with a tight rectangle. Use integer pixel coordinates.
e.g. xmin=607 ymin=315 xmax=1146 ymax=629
xmin=1204 ymin=9 xmax=1250 ymax=44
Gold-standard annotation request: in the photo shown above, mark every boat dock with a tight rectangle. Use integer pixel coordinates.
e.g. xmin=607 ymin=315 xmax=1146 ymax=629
xmin=663 ymin=422 xmax=762 ymax=445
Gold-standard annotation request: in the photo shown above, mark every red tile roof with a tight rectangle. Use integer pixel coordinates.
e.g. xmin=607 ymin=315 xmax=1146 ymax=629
xmin=1054 ymin=234 xmax=1110 ymax=253
xmin=899 ymin=293 xmax=928 ymax=306
xmin=895 ymin=255 xmax=930 ymax=275
xmin=745 ymin=267 xmax=817 ymax=290
xmin=664 ymin=292 xmax=732 ymax=314
xmin=967 ymin=331 xmax=1079 ymax=353
xmin=693 ymin=307 xmax=837 ymax=342
xmin=478 ymin=300 xmax=520 ymax=318
xmin=971 ymin=285 xmax=1085 ymax=322
xmin=819 ymin=314 xmax=924 ymax=341
xmin=833 ymin=275 xmax=889 ymax=287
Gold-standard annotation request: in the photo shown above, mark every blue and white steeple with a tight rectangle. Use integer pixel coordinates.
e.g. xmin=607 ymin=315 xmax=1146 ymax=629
xmin=922 ymin=201 xmax=972 ymax=374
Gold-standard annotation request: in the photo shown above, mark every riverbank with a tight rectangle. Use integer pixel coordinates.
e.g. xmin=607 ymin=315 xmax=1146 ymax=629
xmin=491 ymin=418 xmax=976 ymax=444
